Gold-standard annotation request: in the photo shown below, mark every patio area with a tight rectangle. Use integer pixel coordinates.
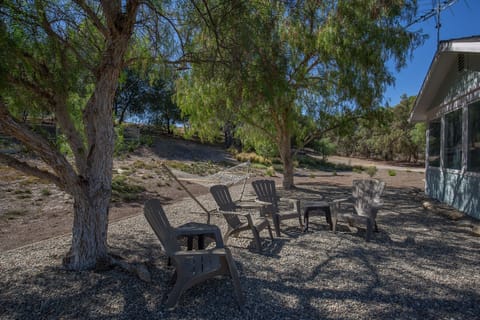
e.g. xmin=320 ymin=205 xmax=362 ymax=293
xmin=1 ymin=181 xmax=479 ymax=319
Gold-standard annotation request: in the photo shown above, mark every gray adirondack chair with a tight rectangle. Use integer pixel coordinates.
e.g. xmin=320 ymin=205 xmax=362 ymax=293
xmin=144 ymin=199 xmax=244 ymax=309
xmin=251 ymin=179 xmax=302 ymax=236
xmin=331 ymin=179 xmax=386 ymax=242
xmin=210 ymin=184 xmax=273 ymax=251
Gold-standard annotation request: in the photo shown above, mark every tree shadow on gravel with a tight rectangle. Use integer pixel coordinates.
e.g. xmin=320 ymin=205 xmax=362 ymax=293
xmin=2 ymin=183 xmax=479 ymax=319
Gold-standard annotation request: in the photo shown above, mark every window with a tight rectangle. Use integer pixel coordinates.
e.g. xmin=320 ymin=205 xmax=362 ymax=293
xmin=428 ymin=119 xmax=441 ymax=167
xmin=468 ymin=101 xmax=480 ymax=172
xmin=444 ymin=109 xmax=462 ymax=170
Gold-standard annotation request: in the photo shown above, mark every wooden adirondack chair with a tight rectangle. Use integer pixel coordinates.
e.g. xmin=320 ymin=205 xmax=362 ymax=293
xmin=251 ymin=179 xmax=302 ymax=237
xmin=331 ymin=179 xmax=386 ymax=242
xmin=144 ymin=199 xmax=244 ymax=309
xmin=210 ymin=185 xmax=273 ymax=251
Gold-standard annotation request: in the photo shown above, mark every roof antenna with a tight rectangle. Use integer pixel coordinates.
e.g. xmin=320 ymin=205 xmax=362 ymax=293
xmin=435 ymin=0 xmax=441 ymax=49
xmin=407 ymin=0 xmax=459 ymax=48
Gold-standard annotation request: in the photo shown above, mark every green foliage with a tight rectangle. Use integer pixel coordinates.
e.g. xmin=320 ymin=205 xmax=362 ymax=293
xmin=114 ymin=125 xmax=155 ymax=155
xmin=242 ymin=135 xmax=279 ymax=158
xmin=333 ymin=95 xmax=426 ymax=162
xmin=366 ymin=166 xmax=378 ymax=177
xmin=41 ymin=189 xmax=52 ymax=196
xmin=111 ymin=175 xmax=146 ymax=202
xmin=312 ymin=138 xmax=336 ymax=159
xmin=56 ymin=134 xmax=73 ymax=156
xmin=388 ymin=169 xmax=397 ymax=176
xmin=265 ymin=166 xmax=276 ymax=177
xmin=176 ymin=1 xmax=423 ymax=188
xmin=296 ymin=155 xmax=353 ymax=172
xmin=166 ymin=160 xmax=225 ymax=176
xmin=234 ymin=152 xmax=272 ymax=166
xmin=352 ymin=166 xmax=364 ymax=174
xmin=114 ymin=67 xmax=182 ymax=133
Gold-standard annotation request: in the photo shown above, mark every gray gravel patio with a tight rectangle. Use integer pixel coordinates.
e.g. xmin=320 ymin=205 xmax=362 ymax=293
xmin=1 ymin=181 xmax=479 ymax=319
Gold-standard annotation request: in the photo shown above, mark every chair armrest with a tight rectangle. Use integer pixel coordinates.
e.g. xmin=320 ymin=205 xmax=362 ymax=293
xmin=174 ymin=223 xmax=224 ymax=248
xmin=370 ymin=199 xmax=383 ymax=208
xmin=279 ymin=197 xmax=300 ymax=212
xmin=219 ymin=210 xmax=250 ymax=217
xmin=254 ymin=199 xmax=273 ymax=206
xmin=172 ymin=248 xmax=227 ymax=257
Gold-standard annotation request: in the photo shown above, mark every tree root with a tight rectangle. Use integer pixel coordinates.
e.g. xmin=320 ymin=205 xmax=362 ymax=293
xmin=106 ymin=254 xmax=152 ymax=282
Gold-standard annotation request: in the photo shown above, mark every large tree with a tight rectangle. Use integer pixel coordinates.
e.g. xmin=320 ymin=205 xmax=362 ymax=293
xmin=176 ymin=0 xmax=423 ymax=189
xmin=0 ymin=0 xmax=162 ymax=270
xmin=0 ymin=1 xmax=225 ymax=270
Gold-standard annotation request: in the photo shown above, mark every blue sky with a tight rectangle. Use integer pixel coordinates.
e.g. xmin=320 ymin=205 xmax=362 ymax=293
xmin=383 ymin=0 xmax=480 ymax=107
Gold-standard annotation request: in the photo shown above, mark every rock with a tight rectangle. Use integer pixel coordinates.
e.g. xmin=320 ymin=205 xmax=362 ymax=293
xmin=422 ymin=201 xmax=435 ymax=211
xmin=472 ymin=225 xmax=480 ymax=237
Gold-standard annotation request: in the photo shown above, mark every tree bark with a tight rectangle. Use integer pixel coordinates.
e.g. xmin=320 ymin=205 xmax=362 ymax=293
xmin=62 ymin=2 xmax=139 ymax=270
xmin=63 ymin=192 xmax=110 ymax=270
xmin=278 ymin=129 xmax=294 ymax=190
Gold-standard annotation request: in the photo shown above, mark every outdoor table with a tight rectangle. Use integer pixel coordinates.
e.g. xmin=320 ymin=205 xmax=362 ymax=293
xmin=302 ymin=201 xmax=332 ymax=232
xmin=175 ymin=222 xmax=224 ymax=250
xmin=235 ymin=200 xmax=271 ymax=216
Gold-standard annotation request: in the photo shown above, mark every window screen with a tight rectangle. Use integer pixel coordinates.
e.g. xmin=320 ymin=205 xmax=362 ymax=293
xmin=468 ymin=101 xmax=480 ymax=172
xmin=428 ymin=119 xmax=441 ymax=167
xmin=444 ymin=109 xmax=462 ymax=170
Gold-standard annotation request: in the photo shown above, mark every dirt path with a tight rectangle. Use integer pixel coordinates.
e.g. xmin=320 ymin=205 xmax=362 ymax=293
xmin=327 ymin=155 xmax=425 ymax=172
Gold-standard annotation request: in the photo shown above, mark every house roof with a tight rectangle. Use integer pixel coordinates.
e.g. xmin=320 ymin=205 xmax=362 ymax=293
xmin=409 ymin=35 xmax=480 ymax=122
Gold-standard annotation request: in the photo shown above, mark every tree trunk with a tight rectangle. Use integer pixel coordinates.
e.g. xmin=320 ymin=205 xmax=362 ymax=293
xmin=62 ymin=2 xmax=139 ymax=270
xmin=63 ymin=192 xmax=110 ymax=270
xmin=278 ymin=131 xmax=294 ymax=189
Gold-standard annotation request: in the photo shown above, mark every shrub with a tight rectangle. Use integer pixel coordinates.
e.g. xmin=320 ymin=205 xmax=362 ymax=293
xmin=265 ymin=166 xmax=276 ymax=177
xmin=234 ymin=152 xmax=272 ymax=165
xmin=388 ymin=169 xmax=397 ymax=176
xmin=312 ymin=138 xmax=336 ymax=159
xmin=352 ymin=166 xmax=364 ymax=174
xmin=111 ymin=175 xmax=145 ymax=202
xmin=366 ymin=166 xmax=377 ymax=177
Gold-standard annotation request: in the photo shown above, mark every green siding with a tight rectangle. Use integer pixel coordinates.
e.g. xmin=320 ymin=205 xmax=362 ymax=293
xmin=432 ymin=69 xmax=480 ymax=107
xmin=426 ymin=168 xmax=480 ymax=219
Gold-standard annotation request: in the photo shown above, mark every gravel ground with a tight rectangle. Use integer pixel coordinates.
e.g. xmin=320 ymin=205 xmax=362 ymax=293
xmin=1 ymin=181 xmax=479 ymax=320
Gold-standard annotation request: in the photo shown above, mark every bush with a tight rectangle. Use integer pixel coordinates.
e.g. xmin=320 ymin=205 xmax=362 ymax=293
xmin=265 ymin=166 xmax=276 ymax=176
xmin=366 ymin=166 xmax=377 ymax=177
xmin=234 ymin=152 xmax=272 ymax=165
xmin=312 ymin=138 xmax=336 ymax=159
xmin=111 ymin=175 xmax=145 ymax=202
xmin=352 ymin=166 xmax=364 ymax=174
xmin=388 ymin=169 xmax=397 ymax=176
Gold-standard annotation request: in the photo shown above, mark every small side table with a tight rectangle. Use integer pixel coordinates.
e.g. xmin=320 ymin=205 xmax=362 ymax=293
xmin=175 ymin=222 xmax=224 ymax=250
xmin=302 ymin=201 xmax=332 ymax=232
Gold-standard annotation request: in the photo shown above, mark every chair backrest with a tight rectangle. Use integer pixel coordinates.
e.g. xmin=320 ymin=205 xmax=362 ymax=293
xmin=210 ymin=185 xmax=243 ymax=228
xmin=353 ymin=179 xmax=385 ymax=201
xmin=251 ymin=179 xmax=278 ymax=214
xmin=144 ymin=199 xmax=180 ymax=255
xmin=352 ymin=179 xmax=386 ymax=218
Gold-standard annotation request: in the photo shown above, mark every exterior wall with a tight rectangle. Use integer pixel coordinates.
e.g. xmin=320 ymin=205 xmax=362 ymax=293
xmin=433 ymin=68 xmax=480 ymax=108
xmin=426 ymin=69 xmax=480 ymax=120
xmin=426 ymin=168 xmax=480 ymax=219
xmin=424 ymin=57 xmax=480 ymax=220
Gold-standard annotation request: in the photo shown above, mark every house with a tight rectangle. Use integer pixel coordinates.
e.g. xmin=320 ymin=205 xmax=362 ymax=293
xmin=410 ymin=36 xmax=480 ymax=219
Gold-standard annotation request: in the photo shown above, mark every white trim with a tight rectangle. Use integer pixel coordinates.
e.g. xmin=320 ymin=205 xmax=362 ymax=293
xmin=441 ymin=42 xmax=480 ymax=53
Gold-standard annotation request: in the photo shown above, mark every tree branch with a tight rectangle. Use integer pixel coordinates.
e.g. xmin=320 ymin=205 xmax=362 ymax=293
xmin=0 ymin=153 xmax=62 ymax=187
xmin=73 ymin=0 xmax=109 ymax=38
xmin=0 ymin=98 xmax=80 ymax=193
